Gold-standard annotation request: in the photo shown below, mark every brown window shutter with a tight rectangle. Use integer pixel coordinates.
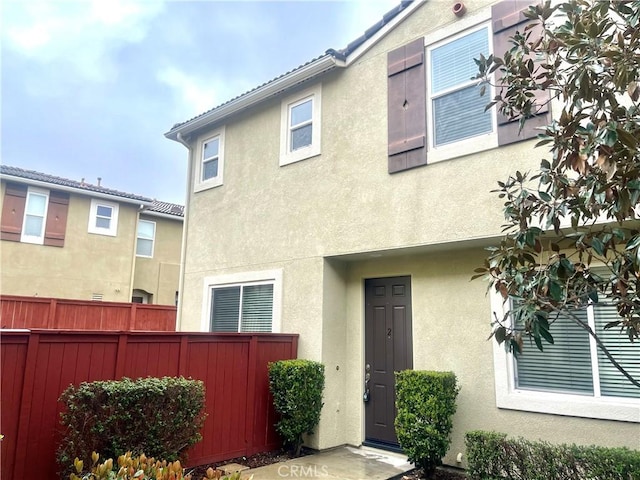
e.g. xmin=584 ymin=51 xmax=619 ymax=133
xmin=1 ymin=182 xmax=27 ymax=242
xmin=492 ymin=0 xmax=550 ymax=145
xmin=387 ymin=38 xmax=427 ymax=173
xmin=44 ymin=191 xmax=69 ymax=247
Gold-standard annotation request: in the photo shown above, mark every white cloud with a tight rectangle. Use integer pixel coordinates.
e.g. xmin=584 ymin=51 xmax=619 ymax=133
xmin=342 ymin=0 xmax=402 ymax=42
xmin=3 ymin=0 xmax=165 ymax=82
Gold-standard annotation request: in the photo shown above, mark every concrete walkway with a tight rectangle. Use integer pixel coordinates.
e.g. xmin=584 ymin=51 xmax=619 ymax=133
xmin=242 ymin=446 xmax=413 ymax=480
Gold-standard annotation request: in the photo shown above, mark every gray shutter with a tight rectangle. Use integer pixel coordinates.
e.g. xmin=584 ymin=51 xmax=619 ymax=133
xmin=240 ymin=284 xmax=273 ymax=332
xmin=492 ymin=0 xmax=551 ymax=145
xmin=211 ymin=286 xmax=240 ymax=332
xmin=387 ymin=38 xmax=427 ymax=173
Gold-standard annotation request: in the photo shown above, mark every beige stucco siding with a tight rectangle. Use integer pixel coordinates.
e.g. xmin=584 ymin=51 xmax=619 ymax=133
xmin=0 ymin=184 xmax=138 ymax=302
xmin=177 ymin=0 xmax=639 ymax=459
xmin=133 ymin=213 xmax=182 ymax=305
xmin=336 ymin=250 xmax=639 ymax=465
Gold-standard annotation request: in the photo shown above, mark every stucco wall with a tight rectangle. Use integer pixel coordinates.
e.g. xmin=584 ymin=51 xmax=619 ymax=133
xmin=133 ymin=213 xmax=182 ymax=305
xmin=176 ymin=0 xmax=639 ymax=459
xmin=339 ymin=250 xmax=639 ymax=465
xmin=0 ymin=182 xmax=138 ymax=302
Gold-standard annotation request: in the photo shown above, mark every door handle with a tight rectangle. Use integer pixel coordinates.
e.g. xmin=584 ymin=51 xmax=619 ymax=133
xmin=363 ymin=364 xmax=371 ymax=402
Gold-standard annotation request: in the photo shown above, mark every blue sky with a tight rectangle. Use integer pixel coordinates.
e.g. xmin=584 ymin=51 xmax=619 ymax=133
xmin=2 ymin=0 xmax=399 ymax=204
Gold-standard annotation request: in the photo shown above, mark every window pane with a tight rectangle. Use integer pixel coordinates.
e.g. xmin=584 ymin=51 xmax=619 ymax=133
xmin=516 ymin=309 xmax=594 ymax=395
xmin=138 ymin=221 xmax=154 ymax=240
xmin=431 ymin=27 xmax=489 ymax=94
xmin=594 ymin=304 xmax=640 ymax=398
xmin=204 ymin=137 xmax=219 ymax=158
xmin=211 ymin=286 xmax=240 ymax=332
xmin=24 ymin=215 xmax=44 ymax=237
xmin=26 ymin=193 xmax=47 ymax=215
xmin=203 ymin=158 xmax=218 ymax=180
xmin=95 ymin=217 xmax=111 ymax=229
xmin=240 ymin=284 xmax=273 ymax=332
xmin=290 ymin=99 xmax=312 ymax=126
xmin=433 ymin=84 xmax=492 ymax=146
xmin=291 ymin=124 xmax=313 ymax=151
xmin=96 ymin=205 xmax=112 ymax=218
xmin=136 ymin=238 xmax=153 ymax=256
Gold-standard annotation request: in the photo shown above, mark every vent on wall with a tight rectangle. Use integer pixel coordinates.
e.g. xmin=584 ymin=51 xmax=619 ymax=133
xmin=91 ymin=293 xmax=103 ymax=301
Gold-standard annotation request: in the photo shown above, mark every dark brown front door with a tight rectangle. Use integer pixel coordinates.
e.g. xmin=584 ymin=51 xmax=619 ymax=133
xmin=364 ymin=276 xmax=413 ymax=447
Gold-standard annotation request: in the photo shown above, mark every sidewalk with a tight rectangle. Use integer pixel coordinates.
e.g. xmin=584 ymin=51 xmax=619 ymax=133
xmin=243 ymin=445 xmax=413 ymax=480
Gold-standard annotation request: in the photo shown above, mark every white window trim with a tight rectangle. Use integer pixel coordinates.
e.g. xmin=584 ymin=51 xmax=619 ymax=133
xmin=201 ymin=269 xmax=283 ymax=333
xmin=136 ymin=219 xmax=156 ymax=258
xmin=21 ymin=186 xmax=49 ymax=245
xmin=490 ymin=290 xmax=640 ymax=423
xmin=88 ymin=199 xmax=119 ymax=236
xmin=279 ymin=85 xmax=322 ymax=166
xmin=424 ymin=17 xmax=498 ymax=164
xmin=195 ymin=126 xmax=225 ymax=192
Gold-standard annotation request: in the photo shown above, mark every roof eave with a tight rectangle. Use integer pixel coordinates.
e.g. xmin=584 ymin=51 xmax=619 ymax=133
xmin=141 ymin=210 xmax=184 ymax=221
xmin=165 ymin=54 xmax=339 ymax=142
xmin=0 ymin=174 xmax=153 ymax=206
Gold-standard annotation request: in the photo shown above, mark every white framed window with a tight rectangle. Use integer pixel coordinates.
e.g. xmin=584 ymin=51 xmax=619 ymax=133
xmin=195 ymin=126 xmax=225 ymax=192
xmin=88 ymin=199 xmax=119 ymax=236
xmin=136 ymin=219 xmax=155 ymax=257
xmin=21 ymin=187 xmax=49 ymax=244
xmin=426 ymin=23 xmax=497 ymax=162
xmin=202 ymin=270 xmax=283 ymax=333
xmin=279 ymin=85 xmax=322 ymax=166
xmin=491 ymin=291 xmax=640 ymax=422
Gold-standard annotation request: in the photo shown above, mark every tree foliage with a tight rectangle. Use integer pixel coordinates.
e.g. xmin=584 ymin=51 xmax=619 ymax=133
xmin=474 ymin=0 xmax=640 ymax=387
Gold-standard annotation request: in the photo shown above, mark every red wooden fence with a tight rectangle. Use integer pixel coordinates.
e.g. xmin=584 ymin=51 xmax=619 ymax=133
xmin=1 ymin=295 xmax=176 ymax=330
xmin=1 ymin=330 xmax=298 ymax=479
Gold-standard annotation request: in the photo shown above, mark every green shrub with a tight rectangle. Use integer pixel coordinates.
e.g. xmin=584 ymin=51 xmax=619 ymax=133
xmin=58 ymin=376 xmax=206 ymax=479
xmin=69 ymin=451 xmax=242 ymax=480
xmin=465 ymin=430 xmax=640 ymax=480
xmin=395 ymin=370 xmax=460 ymax=475
xmin=268 ymin=359 xmax=325 ymax=456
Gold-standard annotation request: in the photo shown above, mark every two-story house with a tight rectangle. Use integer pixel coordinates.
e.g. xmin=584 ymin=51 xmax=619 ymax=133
xmin=0 ymin=165 xmax=183 ymax=306
xmin=165 ymin=0 xmax=639 ymax=465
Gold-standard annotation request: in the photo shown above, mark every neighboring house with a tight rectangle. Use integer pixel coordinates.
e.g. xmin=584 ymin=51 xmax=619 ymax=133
xmin=0 ymin=165 xmax=183 ymax=306
xmin=165 ymin=0 xmax=639 ymax=465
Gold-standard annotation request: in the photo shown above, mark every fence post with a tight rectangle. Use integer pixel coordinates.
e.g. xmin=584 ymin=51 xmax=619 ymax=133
xmin=114 ymin=333 xmax=128 ymax=379
xmin=47 ymin=299 xmax=57 ymax=328
xmin=13 ymin=332 xmax=40 ymax=479
xmin=129 ymin=303 xmax=137 ymax=330
xmin=245 ymin=335 xmax=259 ymax=455
xmin=178 ymin=334 xmax=189 ymax=376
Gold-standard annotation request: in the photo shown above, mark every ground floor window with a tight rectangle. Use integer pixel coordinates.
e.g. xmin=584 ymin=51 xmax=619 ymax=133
xmin=202 ymin=270 xmax=282 ymax=333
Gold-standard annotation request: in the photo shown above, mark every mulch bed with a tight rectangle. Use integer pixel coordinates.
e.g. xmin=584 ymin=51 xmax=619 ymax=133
xmin=186 ymin=448 xmax=313 ymax=478
xmin=187 ymin=449 xmax=467 ymax=479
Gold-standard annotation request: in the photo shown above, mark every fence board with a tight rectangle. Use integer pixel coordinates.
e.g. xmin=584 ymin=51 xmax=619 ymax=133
xmin=0 ymin=295 xmax=176 ymax=331
xmin=1 ymin=330 xmax=297 ymax=479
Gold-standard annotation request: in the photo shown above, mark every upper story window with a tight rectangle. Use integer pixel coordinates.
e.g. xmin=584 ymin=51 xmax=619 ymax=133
xmin=195 ymin=127 xmax=225 ymax=192
xmin=202 ymin=270 xmax=282 ymax=333
xmin=136 ymin=219 xmax=155 ymax=257
xmin=88 ymin=199 xmax=119 ymax=236
xmin=0 ymin=182 xmax=69 ymax=247
xmin=280 ymin=85 xmax=322 ymax=166
xmin=427 ymin=24 xmax=496 ymax=161
xmin=21 ymin=187 xmax=49 ymax=244
xmin=491 ymin=291 xmax=640 ymax=423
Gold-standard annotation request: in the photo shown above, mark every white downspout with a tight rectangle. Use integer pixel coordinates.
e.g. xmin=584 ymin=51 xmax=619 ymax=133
xmin=175 ymin=132 xmax=193 ymax=331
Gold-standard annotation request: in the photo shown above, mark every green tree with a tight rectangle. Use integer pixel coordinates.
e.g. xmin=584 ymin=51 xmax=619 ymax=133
xmin=474 ymin=0 xmax=640 ymax=387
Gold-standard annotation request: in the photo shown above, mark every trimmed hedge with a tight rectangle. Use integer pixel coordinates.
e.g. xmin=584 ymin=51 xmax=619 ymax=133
xmin=268 ymin=359 xmax=325 ymax=456
xmin=58 ymin=376 xmax=206 ymax=478
xmin=465 ymin=430 xmax=640 ymax=480
xmin=395 ymin=370 xmax=460 ymax=474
